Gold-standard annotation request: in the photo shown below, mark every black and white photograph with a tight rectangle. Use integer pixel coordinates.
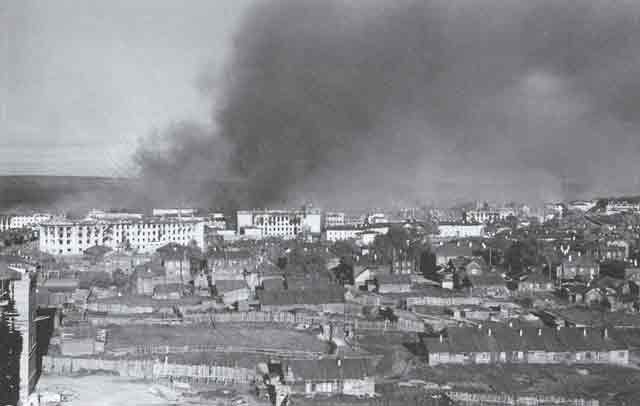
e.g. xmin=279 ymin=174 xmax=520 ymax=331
xmin=3 ymin=0 xmax=640 ymax=405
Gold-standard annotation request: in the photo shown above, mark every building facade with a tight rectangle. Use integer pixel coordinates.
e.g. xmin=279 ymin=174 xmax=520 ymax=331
xmin=437 ymin=223 xmax=484 ymax=238
xmin=0 ymin=213 xmax=53 ymax=231
xmin=424 ymin=326 xmax=630 ymax=367
xmin=237 ymin=208 xmax=321 ymax=240
xmin=324 ymin=212 xmax=346 ymax=228
xmin=1 ymin=259 xmax=39 ymax=405
xmin=39 ymin=217 xmax=206 ymax=256
xmin=324 ymin=224 xmax=389 ymax=243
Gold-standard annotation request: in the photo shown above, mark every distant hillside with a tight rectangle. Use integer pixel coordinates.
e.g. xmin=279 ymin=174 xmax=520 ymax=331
xmin=0 ymin=175 xmax=142 ymax=213
xmin=0 ymin=175 xmax=244 ymax=213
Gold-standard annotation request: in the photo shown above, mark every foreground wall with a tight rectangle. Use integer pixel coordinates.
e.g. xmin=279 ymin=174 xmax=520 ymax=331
xmin=42 ymin=356 xmax=256 ymax=384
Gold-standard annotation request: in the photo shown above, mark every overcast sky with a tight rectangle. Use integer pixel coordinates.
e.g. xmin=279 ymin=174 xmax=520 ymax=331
xmin=1 ymin=0 xmax=254 ymax=176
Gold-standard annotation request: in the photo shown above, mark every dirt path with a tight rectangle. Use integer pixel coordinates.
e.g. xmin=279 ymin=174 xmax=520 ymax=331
xmin=37 ymin=374 xmax=177 ymax=406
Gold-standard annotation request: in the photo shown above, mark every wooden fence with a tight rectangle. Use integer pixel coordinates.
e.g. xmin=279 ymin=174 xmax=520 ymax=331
xmin=183 ymin=311 xmax=426 ymax=332
xmin=41 ymin=356 xmax=256 ymax=384
xmin=127 ymin=344 xmax=325 ymax=358
xmin=445 ymin=391 xmax=599 ymax=406
xmin=87 ymin=310 xmax=425 ymax=332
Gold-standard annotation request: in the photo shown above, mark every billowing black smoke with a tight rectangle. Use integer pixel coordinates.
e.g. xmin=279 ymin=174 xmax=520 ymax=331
xmin=135 ymin=0 xmax=640 ymax=209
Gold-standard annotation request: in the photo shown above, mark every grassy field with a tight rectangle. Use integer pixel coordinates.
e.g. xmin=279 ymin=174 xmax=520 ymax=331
xmin=106 ymin=325 xmax=328 ymax=354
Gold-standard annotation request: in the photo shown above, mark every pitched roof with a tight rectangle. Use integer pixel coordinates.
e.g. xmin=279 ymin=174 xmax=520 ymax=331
xmin=83 ymin=245 xmax=112 ymax=257
xmin=133 ymin=261 xmax=166 ymax=278
xmin=215 ymin=279 xmax=249 ymax=293
xmin=258 ymin=287 xmax=345 ymax=306
xmin=262 ymin=277 xmax=285 ymax=290
xmin=466 ymin=256 xmax=488 ymax=270
xmin=425 ymin=326 xmax=627 ymax=354
xmin=157 ymin=242 xmax=203 ymax=261
xmin=468 ymin=272 xmax=505 ymax=287
xmin=377 ymin=273 xmax=412 ymax=285
xmin=592 ymin=276 xmax=626 ymax=290
xmin=153 ymin=283 xmax=182 ymax=294
xmin=562 ymin=255 xmax=598 ymax=267
xmin=522 ymin=273 xmax=553 ymax=284
xmin=42 ymin=278 xmax=79 ymax=292
xmin=287 ymin=358 xmax=372 ymax=381
xmin=207 ymin=249 xmax=253 ymax=260
xmin=435 ymin=244 xmax=474 ymax=258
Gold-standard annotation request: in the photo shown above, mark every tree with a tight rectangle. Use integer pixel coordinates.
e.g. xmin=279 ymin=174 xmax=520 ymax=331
xmin=388 ymin=226 xmax=409 ymax=251
xmin=600 ymin=260 xmax=627 ymax=279
xmin=276 ymin=257 xmax=287 ymax=270
xmin=372 ymin=234 xmax=393 ymax=264
xmin=112 ymin=268 xmax=128 ymax=289
xmin=504 ymin=239 xmax=539 ymax=274
xmin=420 ymin=251 xmax=437 ymax=280
xmin=332 ymin=261 xmax=354 ymax=285
xmin=330 ymin=240 xmax=358 ymax=265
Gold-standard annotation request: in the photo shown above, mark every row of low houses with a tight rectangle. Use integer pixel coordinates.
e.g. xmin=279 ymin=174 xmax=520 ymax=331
xmin=423 ymin=326 xmax=632 ymax=366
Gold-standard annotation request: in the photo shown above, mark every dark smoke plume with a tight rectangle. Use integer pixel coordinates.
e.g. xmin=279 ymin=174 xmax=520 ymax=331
xmin=135 ymin=0 xmax=640 ymax=209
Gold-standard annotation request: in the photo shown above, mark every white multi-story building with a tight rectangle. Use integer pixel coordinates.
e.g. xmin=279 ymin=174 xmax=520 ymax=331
xmin=87 ymin=209 xmax=143 ymax=220
xmin=0 ymin=213 xmax=53 ymax=230
xmin=324 ymin=224 xmax=389 ymax=243
xmin=0 ymin=215 xmax=11 ymax=232
xmin=464 ymin=208 xmax=515 ymax=224
xmin=207 ymin=212 xmax=227 ymax=230
xmin=366 ymin=212 xmax=388 ymax=224
xmin=437 ymin=222 xmax=484 ymax=238
xmin=567 ymin=200 xmax=597 ymax=213
xmin=39 ymin=216 xmax=205 ymax=256
xmin=1 ymin=259 xmax=39 ymax=404
xmin=237 ymin=208 xmax=322 ymax=240
xmin=152 ymin=208 xmax=198 ymax=217
xmin=324 ymin=212 xmax=346 ymax=228
xmin=605 ymin=201 xmax=640 ymax=215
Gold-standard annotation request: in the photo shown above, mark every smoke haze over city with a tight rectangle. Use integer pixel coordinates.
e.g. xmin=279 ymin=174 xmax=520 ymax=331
xmin=5 ymin=0 xmax=640 ymax=209
xmin=135 ymin=0 xmax=640 ymax=209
